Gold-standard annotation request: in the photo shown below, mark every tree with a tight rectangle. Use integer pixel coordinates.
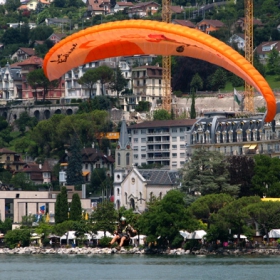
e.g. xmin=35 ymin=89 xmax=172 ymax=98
xmin=77 ymin=69 xmax=99 ymax=99
xmin=77 ymin=96 xmax=111 ymax=113
xmin=10 ymin=172 xmax=35 ymax=191
xmin=207 ymin=68 xmax=227 ymax=91
xmin=0 ymin=218 xmax=12 ymax=234
xmin=27 ymin=69 xmax=59 ymax=102
xmin=188 ymin=193 xmax=234 ymax=229
xmin=252 ymin=155 xmax=280 ymax=197
xmin=4 ymin=228 xmax=30 ymax=248
xmin=110 ymin=66 xmax=128 ymax=99
xmin=135 ymin=101 xmax=150 ymax=112
xmin=95 ymin=65 xmax=114 ymax=95
xmin=246 ymin=201 xmax=280 ymax=241
xmin=55 ymin=187 xmax=69 ymax=224
xmin=180 ymin=149 xmax=240 ymax=197
xmin=91 ymin=201 xmax=118 ymax=236
xmin=14 ymin=112 xmax=38 ymax=135
xmin=1 ymin=28 xmax=21 ymax=45
xmin=5 ymin=0 xmax=21 ymax=11
xmin=267 ymin=48 xmax=280 ymax=75
xmin=69 ymin=193 xmax=82 ymax=221
xmin=90 ymin=168 xmax=107 ymax=194
xmin=190 ymin=89 xmax=196 ymax=119
xmin=66 ymin=135 xmax=84 ymax=186
xmin=227 ymin=156 xmax=255 ymax=197
xmin=153 ymin=109 xmax=171 ymax=120
xmin=138 ymin=190 xmax=199 ymax=248
xmin=29 ymin=26 xmax=54 ymax=41
xmin=190 ymin=73 xmax=203 ymax=92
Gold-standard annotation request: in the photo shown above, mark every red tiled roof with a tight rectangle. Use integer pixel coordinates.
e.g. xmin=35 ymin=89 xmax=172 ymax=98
xmin=51 ymin=33 xmax=67 ymax=40
xmin=17 ymin=56 xmax=43 ymax=66
xmin=255 ymin=41 xmax=280 ymax=56
xmin=18 ymin=5 xmax=28 ymax=10
xmin=197 ymin=19 xmax=224 ymax=28
xmin=170 ymin=6 xmax=183 ymax=13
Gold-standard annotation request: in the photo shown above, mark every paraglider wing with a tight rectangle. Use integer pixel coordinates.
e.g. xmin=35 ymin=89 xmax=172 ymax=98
xmin=43 ymin=20 xmax=276 ymax=122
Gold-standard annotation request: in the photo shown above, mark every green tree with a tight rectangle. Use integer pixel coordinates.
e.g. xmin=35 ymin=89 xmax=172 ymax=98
xmin=227 ymin=156 xmax=255 ymax=197
xmin=29 ymin=26 xmax=54 ymax=41
xmin=1 ymin=28 xmax=21 ymax=45
xmin=190 ymin=73 xmax=203 ymax=92
xmin=267 ymin=48 xmax=280 ymax=75
xmin=153 ymin=109 xmax=171 ymax=120
xmin=190 ymin=89 xmax=196 ymax=119
xmin=90 ymin=168 xmax=107 ymax=194
xmin=69 ymin=193 xmax=82 ymax=221
xmin=180 ymin=149 xmax=239 ymax=197
xmin=4 ymin=228 xmax=31 ymax=248
xmin=77 ymin=69 xmax=99 ymax=99
xmin=5 ymin=0 xmax=21 ymax=12
xmin=207 ymin=68 xmax=227 ymax=91
xmin=188 ymin=193 xmax=234 ymax=229
xmin=138 ymin=190 xmax=199 ymax=248
xmin=95 ymin=65 xmax=114 ymax=95
xmin=252 ymin=155 xmax=280 ymax=197
xmin=91 ymin=201 xmax=118 ymax=236
xmin=10 ymin=172 xmax=35 ymax=191
xmin=55 ymin=187 xmax=69 ymax=224
xmin=77 ymin=96 xmax=111 ymax=113
xmin=135 ymin=101 xmax=150 ymax=112
xmin=246 ymin=201 xmax=280 ymax=241
xmin=14 ymin=111 xmax=38 ymax=135
xmin=0 ymin=218 xmax=12 ymax=234
xmin=66 ymin=135 xmax=84 ymax=186
xmin=27 ymin=69 xmax=59 ymax=102
xmin=110 ymin=66 xmax=128 ymax=99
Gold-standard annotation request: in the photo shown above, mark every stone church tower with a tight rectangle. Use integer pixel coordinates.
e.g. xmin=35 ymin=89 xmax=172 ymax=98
xmin=113 ymin=118 xmax=132 ymax=209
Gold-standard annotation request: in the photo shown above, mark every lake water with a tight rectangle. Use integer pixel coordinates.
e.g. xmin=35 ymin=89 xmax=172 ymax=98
xmin=0 ymin=254 xmax=280 ymax=280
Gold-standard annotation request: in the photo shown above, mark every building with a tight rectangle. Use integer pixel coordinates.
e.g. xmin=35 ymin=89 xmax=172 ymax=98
xmin=196 ymin=19 xmax=224 ymax=34
xmin=127 ymin=1 xmax=159 ymax=18
xmin=255 ymin=41 xmax=280 ymax=65
xmin=26 ymin=0 xmax=50 ymax=11
xmin=128 ymin=119 xmax=196 ymax=169
xmin=86 ymin=0 xmax=111 ymax=16
xmin=59 ymin=146 xmax=115 ymax=185
xmin=0 ymin=189 xmax=91 ymax=223
xmin=11 ymin=47 xmax=35 ymax=62
xmin=47 ymin=33 xmax=67 ymax=45
xmin=114 ymin=166 xmax=179 ymax=211
xmin=114 ymin=118 xmax=179 ymax=211
xmin=114 ymin=1 xmax=134 ymax=13
xmin=0 ymin=148 xmax=25 ymax=172
xmin=0 ymin=63 xmax=22 ymax=102
xmin=228 ymin=33 xmax=245 ymax=51
xmin=121 ymin=65 xmax=163 ymax=112
xmin=18 ymin=56 xmax=65 ymax=102
xmin=186 ymin=111 xmax=280 ymax=158
xmin=234 ymin=17 xmax=264 ymax=32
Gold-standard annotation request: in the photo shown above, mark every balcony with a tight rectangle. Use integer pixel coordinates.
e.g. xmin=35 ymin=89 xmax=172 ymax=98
xmin=147 ymin=148 xmax=170 ymax=151
xmin=147 ymin=131 xmax=170 ymax=135
xmin=147 ymin=156 xmax=170 ymax=160
xmin=147 ymin=139 xmax=170 ymax=143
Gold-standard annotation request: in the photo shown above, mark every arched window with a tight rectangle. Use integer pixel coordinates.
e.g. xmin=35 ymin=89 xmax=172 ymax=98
xmin=139 ymin=192 xmax=142 ymax=204
xmin=125 ymin=192 xmax=127 ymax=204
xmin=117 ymin=153 xmax=120 ymax=165
xmin=130 ymin=198 xmax=135 ymax=210
xmin=117 ymin=188 xmax=120 ymax=195
xmin=150 ymin=192 xmax=153 ymax=202
xmin=126 ymin=153 xmax=130 ymax=166
xmin=116 ymin=200 xmax=120 ymax=210
xmin=159 ymin=192 xmax=162 ymax=200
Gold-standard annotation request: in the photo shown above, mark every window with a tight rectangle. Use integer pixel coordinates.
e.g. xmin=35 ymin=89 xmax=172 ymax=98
xmin=172 ymin=153 xmax=177 ymax=158
xmin=141 ymin=129 xmax=146 ymax=134
xmin=172 ymin=145 xmax=177 ymax=149
xmin=125 ymin=192 xmax=128 ymax=204
xmin=141 ymin=138 xmax=146 ymax=143
xmin=85 ymin=163 xmax=88 ymax=169
xmin=126 ymin=153 xmax=130 ymax=165
xmin=180 ymin=128 xmax=185 ymax=132
xmin=139 ymin=192 xmax=142 ymax=204
xmin=141 ymin=146 xmax=146 ymax=151
xmin=133 ymin=147 xmax=138 ymax=151
xmin=180 ymin=144 xmax=185 ymax=149
xmin=180 ymin=136 xmax=185 ymax=141
xmin=172 ymin=161 xmax=177 ymax=167
xmin=172 ymin=136 xmax=177 ymax=142
xmin=141 ymin=154 xmax=146 ymax=159
xmin=117 ymin=153 xmax=120 ymax=165
xmin=96 ymin=164 xmax=100 ymax=168
xmin=134 ymin=155 xmax=138 ymax=159
xmin=134 ymin=138 xmax=138 ymax=143
xmin=133 ymin=130 xmax=138 ymax=134
xmin=180 ymin=161 xmax=185 ymax=166
xmin=150 ymin=192 xmax=153 ymax=202
xmin=117 ymin=188 xmax=120 ymax=195
xmin=159 ymin=192 xmax=162 ymax=200
xmin=172 ymin=128 xmax=177 ymax=132
xmin=180 ymin=153 xmax=185 ymax=158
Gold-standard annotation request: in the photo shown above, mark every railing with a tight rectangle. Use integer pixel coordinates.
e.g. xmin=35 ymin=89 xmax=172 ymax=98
xmin=147 ymin=140 xmax=170 ymax=143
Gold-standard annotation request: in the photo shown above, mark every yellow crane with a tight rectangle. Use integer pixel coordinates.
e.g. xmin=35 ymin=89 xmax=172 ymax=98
xmin=161 ymin=0 xmax=172 ymax=113
xmin=244 ymin=0 xmax=254 ymax=113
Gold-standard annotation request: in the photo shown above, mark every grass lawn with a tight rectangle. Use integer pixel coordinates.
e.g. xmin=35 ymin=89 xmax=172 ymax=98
xmin=221 ymin=75 xmax=280 ymax=93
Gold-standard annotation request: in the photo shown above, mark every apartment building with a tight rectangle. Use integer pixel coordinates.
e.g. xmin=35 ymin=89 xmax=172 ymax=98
xmin=186 ymin=112 xmax=280 ymax=158
xmin=128 ymin=119 xmax=196 ymax=170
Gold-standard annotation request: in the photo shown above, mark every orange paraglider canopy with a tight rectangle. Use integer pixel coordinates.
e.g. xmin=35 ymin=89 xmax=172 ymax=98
xmin=43 ymin=20 xmax=276 ymax=122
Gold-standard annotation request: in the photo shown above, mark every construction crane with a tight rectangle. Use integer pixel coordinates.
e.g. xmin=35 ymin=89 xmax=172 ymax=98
xmin=244 ymin=0 xmax=254 ymax=113
xmin=161 ymin=0 xmax=172 ymax=113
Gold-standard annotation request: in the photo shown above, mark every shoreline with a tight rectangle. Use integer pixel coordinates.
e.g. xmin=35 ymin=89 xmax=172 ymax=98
xmin=1 ymin=247 xmax=280 ymax=256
